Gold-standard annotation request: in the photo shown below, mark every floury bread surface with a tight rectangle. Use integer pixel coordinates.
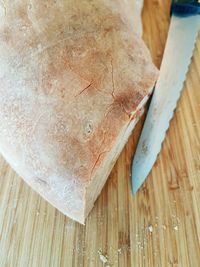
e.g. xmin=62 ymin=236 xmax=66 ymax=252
xmin=0 ymin=0 xmax=158 ymax=223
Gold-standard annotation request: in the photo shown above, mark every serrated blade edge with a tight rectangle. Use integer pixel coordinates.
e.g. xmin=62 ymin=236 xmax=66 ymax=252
xmin=131 ymin=15 xmax=200 ymax=193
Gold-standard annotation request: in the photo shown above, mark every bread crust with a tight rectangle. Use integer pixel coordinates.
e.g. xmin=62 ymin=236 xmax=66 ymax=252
xmin=0 ymin=0 xmax=158 ymax=223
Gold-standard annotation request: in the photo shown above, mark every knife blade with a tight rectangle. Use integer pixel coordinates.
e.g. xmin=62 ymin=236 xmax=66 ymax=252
xmin=131 ymin=1 xmax=200 ymax=193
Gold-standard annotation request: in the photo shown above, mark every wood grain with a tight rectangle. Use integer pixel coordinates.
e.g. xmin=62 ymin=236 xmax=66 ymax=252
xmin=0 ymin=1 xmax=200 ymax=266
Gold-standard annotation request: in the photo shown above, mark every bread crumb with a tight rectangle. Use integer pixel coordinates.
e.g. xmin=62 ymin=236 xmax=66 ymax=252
xmin=118 ymin=248 xmax=122 ymax=254
xmin=142 ymin=141 xmax=148 ymax=154
xmin=174 ymin=226 xmax=178 ymax=231
xmin=148 ymin=225 xmax=153 ymax=233
xmin=98 ymin=250 xmax=108 ymax=264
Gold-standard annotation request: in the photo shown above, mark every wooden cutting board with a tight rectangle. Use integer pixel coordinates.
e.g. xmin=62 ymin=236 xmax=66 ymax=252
xmin=0 ymin=1 xmax=200 ymax=266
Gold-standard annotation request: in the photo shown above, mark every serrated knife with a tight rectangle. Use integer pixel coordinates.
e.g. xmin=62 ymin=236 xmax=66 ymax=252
xmin=131 ymin=0 xmax=200 ymax=193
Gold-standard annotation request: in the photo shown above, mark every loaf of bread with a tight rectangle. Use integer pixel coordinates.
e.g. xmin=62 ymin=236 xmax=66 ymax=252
xmin=0 ymin=0 xmax=158 ymax=223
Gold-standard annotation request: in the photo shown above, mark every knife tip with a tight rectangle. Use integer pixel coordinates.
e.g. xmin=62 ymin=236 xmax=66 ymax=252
xmin=131 ymin=165 xmax=151 ymax=194
xmin=131 ymin=180 xmax=141 ymax=194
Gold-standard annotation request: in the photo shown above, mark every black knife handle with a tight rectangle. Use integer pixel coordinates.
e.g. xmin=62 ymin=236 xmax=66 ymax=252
xmin=171 ymin=0 xmax=200 ymax=16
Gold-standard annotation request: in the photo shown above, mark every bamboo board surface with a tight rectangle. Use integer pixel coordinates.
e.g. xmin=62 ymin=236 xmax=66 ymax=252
xmin=0 ymin=1 xmax=200 ymax=266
